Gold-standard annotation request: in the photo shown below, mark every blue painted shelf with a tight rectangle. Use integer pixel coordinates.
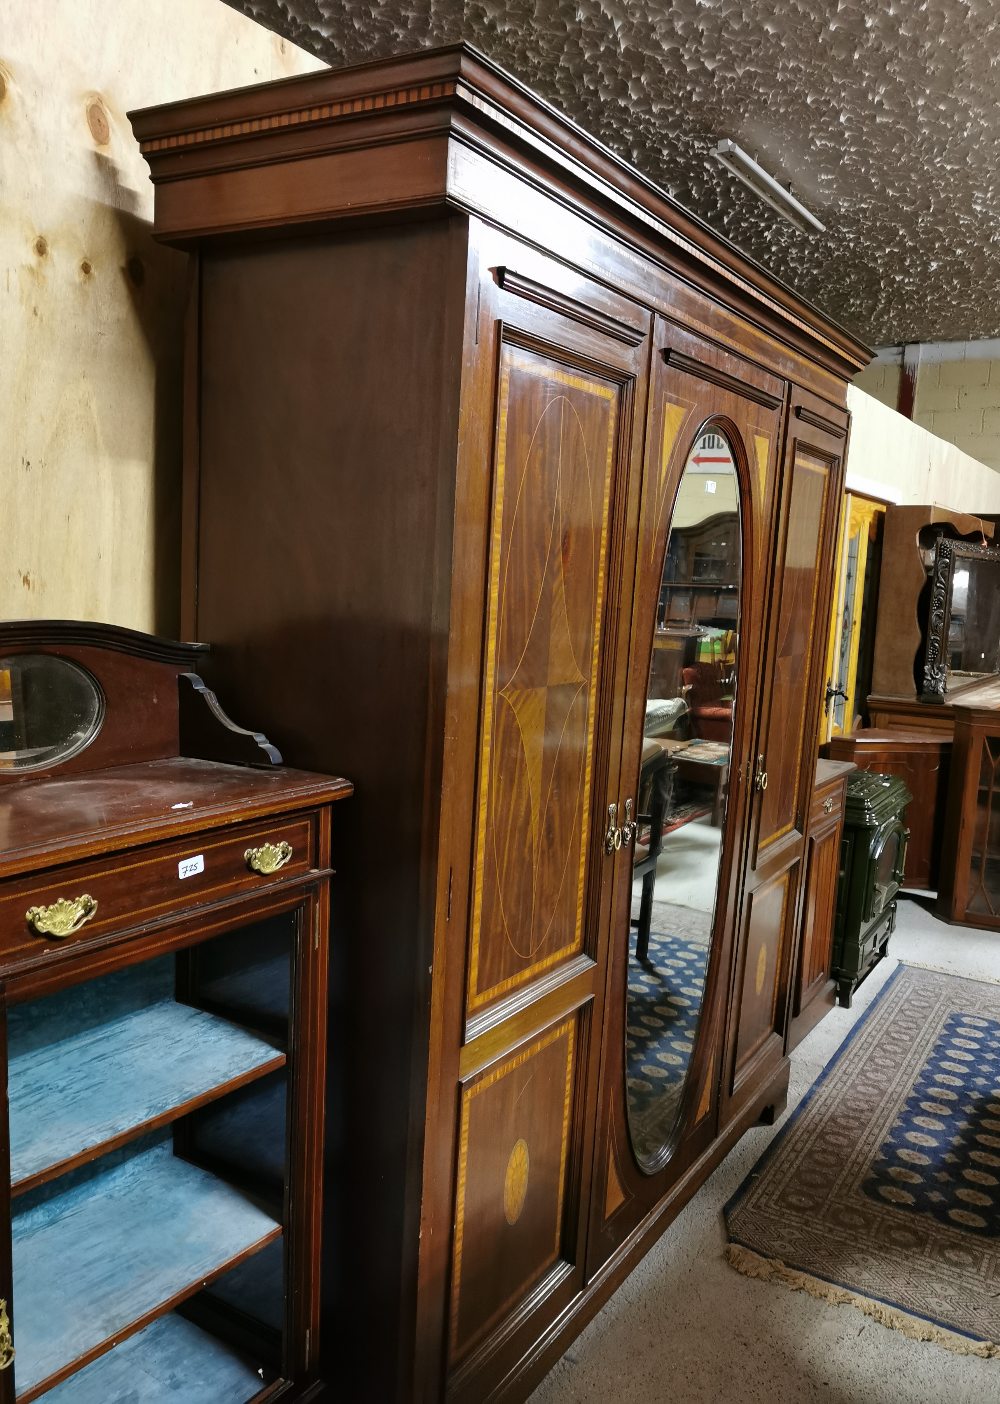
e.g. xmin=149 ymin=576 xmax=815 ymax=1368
xmin=208 ymin=1236 xmax=284 ymax=1334
xmin=8 ymin=958 xmax=284 ymax=1190
xmin=12 ymin=1138 xmax=281 ymax=1398
xmin=41 ymin=1313 xmax=264 ymax=1404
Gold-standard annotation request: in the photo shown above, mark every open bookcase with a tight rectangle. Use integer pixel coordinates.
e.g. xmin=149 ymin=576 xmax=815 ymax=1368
xmin=0 ymin=622 xmax=351 ymax=1401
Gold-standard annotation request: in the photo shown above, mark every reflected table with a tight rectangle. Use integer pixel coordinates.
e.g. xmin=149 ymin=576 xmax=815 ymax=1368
xmin=670 ymin=740 xmax=730 ymax=827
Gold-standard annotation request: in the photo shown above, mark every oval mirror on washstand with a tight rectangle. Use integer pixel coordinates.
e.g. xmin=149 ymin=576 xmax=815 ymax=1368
xmin=0 ymin=654 xmax=104 ymax=772
xmin=624 ymin=427 xmax=742 ymax=1168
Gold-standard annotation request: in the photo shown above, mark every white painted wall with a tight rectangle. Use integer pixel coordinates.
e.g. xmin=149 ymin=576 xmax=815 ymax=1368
xmin=854 ymin=339 xmax=1000 ymax=473
xmin=0 ymin=0 xmax=324 ymax=633
xmin=846 ymin=384 xmax=1000 ymax=512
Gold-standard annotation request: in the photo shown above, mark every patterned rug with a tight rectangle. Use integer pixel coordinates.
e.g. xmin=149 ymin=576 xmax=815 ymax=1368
xmin=659 ymin=801 xmax=711 ymax=836
xmin=626 ymin=928 xmax=710 ymax=1164
xmin=725 ymin=963 xmax=1000 ymax=1355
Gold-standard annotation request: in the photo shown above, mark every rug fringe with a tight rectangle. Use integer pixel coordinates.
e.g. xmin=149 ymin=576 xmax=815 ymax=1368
xmin=724 ymin=1242 xmax=1000 ymax=1359
xmin=898 ymin=959 xmax=1000 ymax=987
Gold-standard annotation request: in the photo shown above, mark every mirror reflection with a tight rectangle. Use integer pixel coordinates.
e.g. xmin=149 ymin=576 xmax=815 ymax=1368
xmin=626 ymin=429 xmax=741 ymax=1167
xmin=945 ymin=553 xmax=1000 ymax=681
xmin=0 ymin=654 xmax=103 ymax=772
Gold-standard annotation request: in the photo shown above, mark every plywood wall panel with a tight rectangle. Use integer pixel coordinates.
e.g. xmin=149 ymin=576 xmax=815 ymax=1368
xmin=0 ymin=0 xmax=323 ymax=633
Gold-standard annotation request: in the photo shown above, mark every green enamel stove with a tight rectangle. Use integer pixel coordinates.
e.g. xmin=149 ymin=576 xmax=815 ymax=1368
xmin=832 ymin=771 xmax=912 ymax=1007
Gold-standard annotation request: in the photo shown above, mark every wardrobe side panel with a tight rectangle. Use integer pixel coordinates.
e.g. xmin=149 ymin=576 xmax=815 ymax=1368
xmin=193 ymin=218 xmax=469 ymax=1400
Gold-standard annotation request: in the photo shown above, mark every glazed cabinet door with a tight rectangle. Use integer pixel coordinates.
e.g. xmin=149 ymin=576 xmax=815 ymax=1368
xmin=420 ymin=228 xmax=651 ymax=1399
xmin=720 ymin=388 xmax=848 ymax=1128
xmin=586 ymin=318 xmax=784 ymax=1271
xmin=1 ymin=892 xmax=327 ymax=1402
xmin=0 ymin=1006 xmax=11 ymax=1404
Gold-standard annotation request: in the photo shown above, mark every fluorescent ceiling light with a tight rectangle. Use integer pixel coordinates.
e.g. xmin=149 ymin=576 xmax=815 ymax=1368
xmin=711 ymin=139 xmax=826 ymax=234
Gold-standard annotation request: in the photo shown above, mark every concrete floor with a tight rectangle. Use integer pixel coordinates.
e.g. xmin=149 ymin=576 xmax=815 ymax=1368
xmin=530 ymin=898 xmax=1000 ymax=1404
xmin=652 ymin=815 xmax=721 ymax=911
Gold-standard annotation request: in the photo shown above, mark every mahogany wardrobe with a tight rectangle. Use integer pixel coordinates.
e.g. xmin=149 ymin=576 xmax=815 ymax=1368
xmin=132 ymin=43 xmax=868 ymax=1403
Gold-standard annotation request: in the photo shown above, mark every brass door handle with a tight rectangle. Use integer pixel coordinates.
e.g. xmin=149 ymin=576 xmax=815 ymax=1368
xmin=25 ymin=893 xmax=98 ymax=938
xmin=605 ymin=799 xmax=637 ymax=854
xmin=753 ymin=754 xmax=768 ymax=793
xmin=620 ymin=798 xmax=636 ymax=847
xmin=245 ymin=841 xmax=293 ymax=875
xmin=604 ymin=803 xmax=621 ymax=855
xmin=0 ymin=1297 xmax=14 ymax=1370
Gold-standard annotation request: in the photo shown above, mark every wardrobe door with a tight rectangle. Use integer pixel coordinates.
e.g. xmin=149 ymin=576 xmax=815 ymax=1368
xmin=423 ymin=230 xmax=651 ymax=1399
xmin=720 ymin=387 xmax=848 ymax=1128
xmin=588 ymin=319 xmax=784 ymax=1272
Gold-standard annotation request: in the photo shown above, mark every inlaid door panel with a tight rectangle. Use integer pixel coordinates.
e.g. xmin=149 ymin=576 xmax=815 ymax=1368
xmin=467 ymin=344 xmax=620 ymax=1014
xmin=753 ymin=450 xmax=832 ymax=859
xmin=422 ymin=226 xmax=651 ymax=1400
xmin=732 ymin=871 xmax=793 ymax=1086
xmin=721 ymin=387 xmax=848 ymax=1125
xmin=448 ymin=1010 xmax=579 ymax=1367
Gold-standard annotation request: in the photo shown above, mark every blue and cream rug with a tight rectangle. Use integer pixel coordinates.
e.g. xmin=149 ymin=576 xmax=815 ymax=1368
xmin=725 ymin=963 xmax=1000 ymax=1356
xmin=626 ymin=929 xmax=710 ymax=1164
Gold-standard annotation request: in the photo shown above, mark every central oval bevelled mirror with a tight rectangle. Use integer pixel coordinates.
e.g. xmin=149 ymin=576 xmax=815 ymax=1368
xmin=625 ymin=427 xmax=742 ymax=1169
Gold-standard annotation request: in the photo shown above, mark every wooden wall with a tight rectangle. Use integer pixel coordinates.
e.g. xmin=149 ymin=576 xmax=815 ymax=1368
xmin=0 ymin=0 xmax=323 ymax=635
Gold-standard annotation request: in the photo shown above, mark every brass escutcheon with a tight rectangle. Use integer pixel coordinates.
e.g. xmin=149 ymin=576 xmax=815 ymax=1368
xmin=25 ymin=893 xmax=98 ymax=939
xmin=0 ymin=1297 xmax=14 ymax=1370
xmin=245 ymin=840 xmax=293 ymax=875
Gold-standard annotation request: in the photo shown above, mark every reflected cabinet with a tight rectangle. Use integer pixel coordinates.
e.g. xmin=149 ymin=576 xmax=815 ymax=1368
xmin=133 ymin=43 xmax=866 ymax=1401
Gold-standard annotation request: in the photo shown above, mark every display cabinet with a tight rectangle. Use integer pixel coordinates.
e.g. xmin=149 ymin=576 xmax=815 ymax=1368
xmin=937 ymin=679 xmax=1000 ymax=929
xmin=0 ymin=621 xmax=351 ymax=1401
xmin=660 ymin=512 xmax=740 ymax=628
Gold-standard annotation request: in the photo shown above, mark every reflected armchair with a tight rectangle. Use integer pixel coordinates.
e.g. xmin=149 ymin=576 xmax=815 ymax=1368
xmin=681 ymin=662 xmax=734 ymax=742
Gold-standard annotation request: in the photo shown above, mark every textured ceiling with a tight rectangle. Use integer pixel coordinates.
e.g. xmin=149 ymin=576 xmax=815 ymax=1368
xmin=222 ymin=0 xmax=1000 ymax=347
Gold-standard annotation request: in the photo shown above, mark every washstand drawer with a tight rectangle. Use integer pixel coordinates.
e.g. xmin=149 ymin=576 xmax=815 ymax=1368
xmin=811 ymin=783 xmax=845 ymax=830
xmin=0 ymin=813 xmax=317 ymax=962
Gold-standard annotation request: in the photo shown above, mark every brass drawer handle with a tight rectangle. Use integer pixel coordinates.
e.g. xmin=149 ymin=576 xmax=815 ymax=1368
xmin=245 ymin=841 xmax=293 ymax=875
xmin=823 ymin=796 xmax=834 ymax=814
xmin=25 ymin=893 xmax=98 ymax=939
xmin=0 ymin=1298 xmax=13 ymax=1370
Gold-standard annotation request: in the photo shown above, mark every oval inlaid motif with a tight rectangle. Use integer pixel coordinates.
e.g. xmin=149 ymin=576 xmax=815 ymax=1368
xmin=755 ymin=944 xmax=768 ymax=996
xmin=504 ymin=1138 xmax=530 ymax=1225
